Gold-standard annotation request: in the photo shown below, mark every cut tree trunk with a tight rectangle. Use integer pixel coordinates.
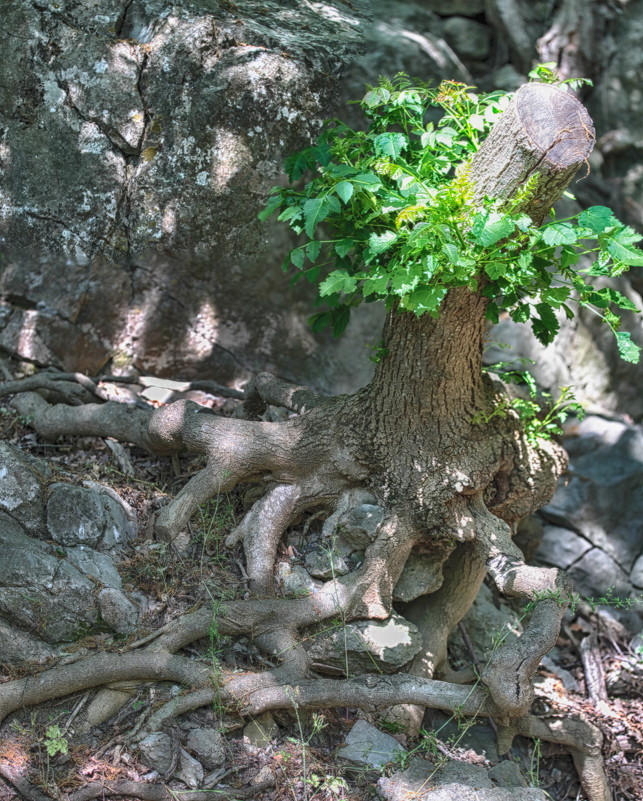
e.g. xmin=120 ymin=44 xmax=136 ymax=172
xmin=2 ymin=82 xmax=612 ymax=801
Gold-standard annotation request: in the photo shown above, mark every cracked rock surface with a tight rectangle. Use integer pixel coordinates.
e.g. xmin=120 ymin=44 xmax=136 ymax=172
xmin=0 ymin=0 xmax=367 ymax=387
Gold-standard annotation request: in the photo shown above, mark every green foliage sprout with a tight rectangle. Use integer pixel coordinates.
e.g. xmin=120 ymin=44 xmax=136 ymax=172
xmin=476 ymin=364 xmax=585 ymax=443
xmin=43 ymin=725 xmax=68 ymax=757
xmin=260 ymin=71 xmax=641 ymax=363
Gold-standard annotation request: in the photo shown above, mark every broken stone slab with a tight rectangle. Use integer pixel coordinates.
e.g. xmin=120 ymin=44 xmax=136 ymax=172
xmin=488 ymin=760 xmax=528 ymax=788
xmin=535 ymin=525 xmax=592 ymax=570
xmin=377 ymin=757 xmax=548 ymax=800
xmin=565 ymin=547 xmax=632 ymax=600
xmin=416 ymin=0 xmax=485 ymax=14
xmin=243 ymin=712 xmax=279 ymax=748
xmin=337 ymin=719 xmax=406 ymax=770
xmin=532 ymin=416 xmax=643 ymax=592
xmin=0 ymin=442 xmax=51 ymax=534
xmin=186 ymin=728 xmax=226 ymax=771
xmin=175 ymin=748 xmax=204 ymax=789
xmin=309 ymin=613 xmax=423 ymax=676
xmin=46 ymin=482 xmax=136 ymax=550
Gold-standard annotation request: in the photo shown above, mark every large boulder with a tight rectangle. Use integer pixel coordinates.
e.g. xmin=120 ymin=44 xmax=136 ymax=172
xmin=0 ymin=0 xmax=367 ymax=390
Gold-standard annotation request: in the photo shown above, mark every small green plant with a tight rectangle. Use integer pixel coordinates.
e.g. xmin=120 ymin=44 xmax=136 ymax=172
xmin=475 ymin=365 xmax=584 ymax=443
xmin=528 ymin=737 xmax=543 ymax=789
xmin=43 ymin=725 xmax=68 ymax=757
xmin=261 ymin=71 xmax=640 ymax=363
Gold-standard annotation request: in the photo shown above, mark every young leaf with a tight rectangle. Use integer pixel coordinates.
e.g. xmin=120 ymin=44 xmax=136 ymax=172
xmin=541 ymin=222 xmax=577 ymax=246
xmin=319 ymin=270 xmax=358 ymax=297
xmin=362 ymin=273 xmax=390 ymax=296
xmin=511 ymin=304 xmax=531 ymax=323
xmin=471 ymin=210 xmax=515 ymax=247
xmin=335 ymin=239 xmax=354 ymax=258
xmin=366 ymin=230 xmax=398 ymax=260
xmin=303 ymin=196 xmax=340 ymax=237
xmin=578 ymin=205 xmax=616 ymax=233
xmin=532 ymin=303 xmax=560 ymax=345
xmin=403 ymin=285 xmax=447 ymax=315
xmin=331 ymin=305 xmax=351 ymax=337
xmin=334 ymin=180 xmax=354 ymax=204
xmin=306 ymin=240 xmax=322 ymax=262
xmin=606 ymin=232 xmax=643 ymax=266
xmin=308 ymin=311 xmax=331 ymax=332
xmin=615 ymin=331 xmax=641 ymax=363
xmin=290 ymin=248 xmax=305 ymax=269
xmin=258 ymin=193 xmax=282 ymax=221
xmin=363 ymin=86 xmax=391 ymax=108
xmin=373 ymin=132 xmax=408 ymax=160
xmin=352 ymin=173 xmax=383 ymax=191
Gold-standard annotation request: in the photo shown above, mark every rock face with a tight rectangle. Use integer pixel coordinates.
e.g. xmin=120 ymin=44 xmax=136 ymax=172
xmin=536 ymin=415 xmax=643 ymax=602
xmin=0 ymin=0 xmax=366 ymax=389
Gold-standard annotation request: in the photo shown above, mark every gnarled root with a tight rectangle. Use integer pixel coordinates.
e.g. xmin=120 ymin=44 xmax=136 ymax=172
xmin=1 ymin=371 xmax=610 ymax=801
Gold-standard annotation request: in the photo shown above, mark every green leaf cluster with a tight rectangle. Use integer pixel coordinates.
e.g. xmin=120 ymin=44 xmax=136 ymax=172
xmin=477 ymin=366 xmax=585 ymax=444
xmin=261 ymin=72 xmax=641 ymax=363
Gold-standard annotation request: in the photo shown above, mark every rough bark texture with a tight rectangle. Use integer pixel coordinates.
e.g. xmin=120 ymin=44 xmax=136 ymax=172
xmin=0 ymin=81 xmax=613 ymax=801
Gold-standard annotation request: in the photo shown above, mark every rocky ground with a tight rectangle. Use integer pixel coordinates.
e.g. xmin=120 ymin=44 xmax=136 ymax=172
xmin=0 ymin=363 xmax=641 ymax=801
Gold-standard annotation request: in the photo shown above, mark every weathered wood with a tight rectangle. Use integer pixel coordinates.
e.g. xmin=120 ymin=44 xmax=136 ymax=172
xmin=470 ymin=82 xmax=595 ymax=225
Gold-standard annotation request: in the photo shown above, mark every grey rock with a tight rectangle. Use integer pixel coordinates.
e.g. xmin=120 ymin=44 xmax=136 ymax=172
xmin=566 ymin=548 xmax=631 ymax=599
xmin=305 ymin=547 xmax=350 ymax=579
xmin=449 ymin=583 xmax=522 ymax=663
xmin=338 ymin=504 xmax=385 ymax=550
xmin=535 ymin=416 xmax=643 ymax=594
xmin=276 ymin=562 xmax=323 ymax=598
xmin=0 ymin=512 xmax=99 ymax=642
xmin=0 ymin=617 xmax=57 ymax=664
xmin=443 ymin=17 xmax=491 ymax=60
xmin=488 ymin=760 xmax=528 ymax=788
xmin=394 ymin=548 xmax=454 ymax=603
xmin=631 ymin=555 xmax=643 ymax=589
xmin=337 ymin=719 xmax=406 ymax=769
xmin=535 ymin=526 xmax=592 ymax=569
xmin=0 ymin=442 xmax=49 ymax=534
xmin=175 ymin=747 xmax=204 ymax=789
xmin=378 ymin=757 xmax=546 ymax=800
xmin=186 ymin=728 xmax=226 ymax=771
xmin=139 ymin=732 xmax=173 ymax=776
xmin=98 ymin=588 xmax=139 ymax=634
xmin=308 ymin=613 xmax=422 ymax=676
xmin=243 ymin=712 xmax=278 ymax=747
xmin=46 ymin=483 xmax=135 ymax=550
xmin=434 ymin=761 xmax=492 ymax=788
xmin=65 ymin=546 xmax=123 ymax=588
